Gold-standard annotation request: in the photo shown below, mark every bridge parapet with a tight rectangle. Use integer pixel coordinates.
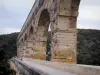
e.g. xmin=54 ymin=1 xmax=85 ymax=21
xmin=10 ymin=58 xmax=76 ymax=75
xmin=10 ymin=58 xmax=100 ymax=75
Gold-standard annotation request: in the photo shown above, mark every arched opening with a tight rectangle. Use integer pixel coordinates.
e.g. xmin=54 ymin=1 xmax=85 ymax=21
xmin=21 ymin=38 xmax=24 ymax=43
xmin=29 ymin=26 xmax=33 ymax=39
xmin=24 ymin=34 xmax=27 ymax=41
xmin=35 ymin=9 xmax=51 ymax=60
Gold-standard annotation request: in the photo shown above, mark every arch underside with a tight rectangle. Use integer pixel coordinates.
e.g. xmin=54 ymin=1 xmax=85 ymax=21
xmin=34 ymin=9 xmax=50 ymax=60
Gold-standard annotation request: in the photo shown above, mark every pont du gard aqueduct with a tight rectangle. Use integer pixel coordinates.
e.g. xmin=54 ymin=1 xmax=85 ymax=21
xmin=10 ymin=0 xmax=100 ymax=75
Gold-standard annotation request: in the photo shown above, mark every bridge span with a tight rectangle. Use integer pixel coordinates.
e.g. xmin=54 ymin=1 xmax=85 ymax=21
xmin=11 ymin=0 xmax=100 ymax=75
xmin=17 ymin=0 xmax=80 ymax=63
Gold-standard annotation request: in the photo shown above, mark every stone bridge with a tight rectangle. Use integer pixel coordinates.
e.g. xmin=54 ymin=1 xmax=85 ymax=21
xmin=17 ymin=0 xmax=80 ymax=63
xmin=10 ymin=0 xmax=100 ymax=75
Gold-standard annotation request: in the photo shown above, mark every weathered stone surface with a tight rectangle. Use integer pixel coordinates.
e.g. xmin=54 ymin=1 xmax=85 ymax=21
xmin=17 ymin=0 xmax=81 ymax=63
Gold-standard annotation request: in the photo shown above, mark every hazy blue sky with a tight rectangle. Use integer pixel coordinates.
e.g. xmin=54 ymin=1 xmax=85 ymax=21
xmin=0 ymin=0 xmax=100 ymax=34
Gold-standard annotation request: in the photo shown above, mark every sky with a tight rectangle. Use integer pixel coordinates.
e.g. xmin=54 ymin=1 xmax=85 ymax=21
xmin=0 ymin=0 xmax=100 ymax=34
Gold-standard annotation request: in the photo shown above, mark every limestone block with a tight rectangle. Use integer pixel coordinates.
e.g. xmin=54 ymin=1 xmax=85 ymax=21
xmin=26 ymin=41 xmax=34 ymax=48
xmin=59 ymin=0 xmax=72 ymax=16
xmin=72 ymin=11 xmax=79 ymax=17
xmin=36 ymin=36 xmax=47 ymax=42
xmin=53 ymin=32 xmax=77 ymax=38
xmin=52 ymin=48 xmax=76 ymax=63
xmin=34 ymin=52 xmax=46 ymax=60
xmin=35 ymin=41 xmax=46 ymax=52
xmin=57 ymin=16 xmax=71 ymax=30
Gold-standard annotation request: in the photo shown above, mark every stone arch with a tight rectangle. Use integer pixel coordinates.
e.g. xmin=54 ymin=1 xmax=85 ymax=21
xmin=38 ymin=9 xmax=50 ymax=36
xmin=34 ymin=9 xmax=51 ymax=60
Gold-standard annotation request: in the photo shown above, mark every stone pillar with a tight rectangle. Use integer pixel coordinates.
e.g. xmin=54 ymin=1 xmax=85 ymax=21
xmin=34 ymin=26 xmax=48 ymax=60
xmin=22 ymin=43 xmax=27 ymax=58
xmin=24 ymin=40 xmax=34 ymax=58
xmin=19 ymin=45 xmax=23 ymax=59
xmin=51 ymin=0 xmax=80 ymax=63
